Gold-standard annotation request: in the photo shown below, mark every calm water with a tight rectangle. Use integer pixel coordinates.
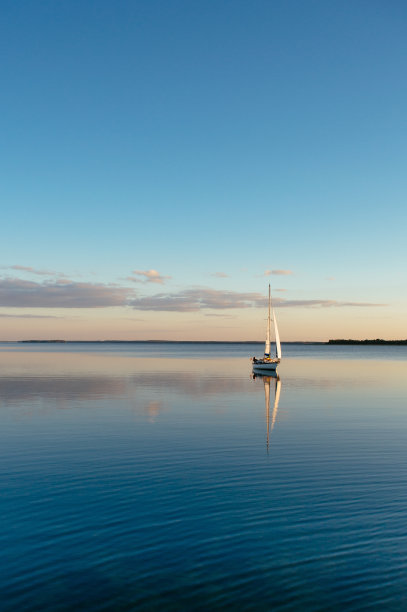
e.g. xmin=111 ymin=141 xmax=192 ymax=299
xmin=1 ymin=342 xmax=407 ymax=611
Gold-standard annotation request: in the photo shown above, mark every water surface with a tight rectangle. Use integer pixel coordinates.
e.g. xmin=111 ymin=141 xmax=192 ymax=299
xmin=1 ymin=343 xmax=407 ymax=610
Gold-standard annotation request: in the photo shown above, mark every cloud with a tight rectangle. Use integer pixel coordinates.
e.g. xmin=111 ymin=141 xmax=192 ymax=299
xmin=130 ymin=289 xmax=266 ymax=312
xmin=0 ymin=276 xmax=386 ymax=313
xmin=212 ymin=272 xmax=229 ymax=278
xmin=129 ymin=269 xmax=171 ymax=284
xmin=264 ymin=269 xmax=293 ymax=276
xmin=125 ymin=276 xmax=141 ymax=283
xmin=9 ymin=265 xmax=61 ymax=276
xmin=0 ymin=278 xmax=131 ymax=308
xmin=276 ymin=299 xmax=387 ymax=308
xmin=0 ymin=313 xmax=61 ymax=318
xmin=275 ymin=288 xmax=287 ymax=292
xmin=130 ymin=288 xmax=387 ymax=312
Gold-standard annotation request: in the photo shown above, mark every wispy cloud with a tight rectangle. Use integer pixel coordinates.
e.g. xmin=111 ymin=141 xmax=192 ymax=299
xmin=0 ymin=276 xmax=386 ymax=313
xmin=129 ymin=269 xmax=171 ymax=284
xmin=8 ymin=265 xmax=59 ymax=276
xmin=0 ymin=313 xmax=61 ymax=318
xmin=0 ymin=278 xmax=131 ymax=308
xmin=130 ymin=289 xmax=265 ymax=312
xmin=277 ymin=299 xmax=387 ymax=308
xmin=2 ymin=265 xmax=74 ymax=281
xmin=264 ymin=269 xmax=293 ymax=276
xmin=130 ymin=288 xmax=386 ymax=312
xmin=212 ymin=272 xmax=229 ymax=278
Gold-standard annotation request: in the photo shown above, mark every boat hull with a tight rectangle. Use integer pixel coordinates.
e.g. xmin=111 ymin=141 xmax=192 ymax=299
xmin=252 ymin=359 xmax=280 ymax=372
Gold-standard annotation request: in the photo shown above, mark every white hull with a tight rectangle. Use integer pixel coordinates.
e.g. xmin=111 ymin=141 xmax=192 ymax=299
xmin=252 ymin=359 xmax=280 ymax=372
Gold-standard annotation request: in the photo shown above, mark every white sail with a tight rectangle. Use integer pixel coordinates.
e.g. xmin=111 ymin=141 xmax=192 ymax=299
xmin=272 ymin=307 xmax=282 ymax=359
xmin=264 ymin=284 xmax=271 ymax=357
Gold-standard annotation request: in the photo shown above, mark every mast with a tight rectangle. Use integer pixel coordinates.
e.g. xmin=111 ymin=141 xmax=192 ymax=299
xmin=264 ymin=284 xmax=271 ymax=358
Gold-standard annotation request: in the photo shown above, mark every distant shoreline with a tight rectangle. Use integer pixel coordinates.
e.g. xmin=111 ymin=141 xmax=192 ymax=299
xmin=17 ymin=339 xmax=322 ymax=345
xmin=9 ymin=339 xmax=407 ymax=345
xmin=327 ymin=339 xmax=407 ymax=345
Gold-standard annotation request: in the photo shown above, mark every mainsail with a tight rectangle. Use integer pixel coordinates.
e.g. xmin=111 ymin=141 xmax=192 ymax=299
xmin=264 ymin=284 xmax=271 ymax=357
xmin=272 ymin=307 xmax=282 ymax=359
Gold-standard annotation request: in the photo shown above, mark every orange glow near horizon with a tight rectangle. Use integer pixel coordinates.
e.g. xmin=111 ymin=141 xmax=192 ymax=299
xmin=0 ymin=303 xmax=405 ymax=342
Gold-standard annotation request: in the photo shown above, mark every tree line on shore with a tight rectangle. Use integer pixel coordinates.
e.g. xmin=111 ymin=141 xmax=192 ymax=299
xmin=328 ymin=339 xmax=407 ymax=345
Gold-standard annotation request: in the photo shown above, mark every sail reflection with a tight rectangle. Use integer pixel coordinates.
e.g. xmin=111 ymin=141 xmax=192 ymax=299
xmin=253 ymin=372 xmax=282 ymax=452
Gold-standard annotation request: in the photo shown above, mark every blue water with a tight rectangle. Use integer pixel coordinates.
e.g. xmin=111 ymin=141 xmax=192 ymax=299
xmin=1 ymin=343 xmax=407 ymax=610
xmin=2 ymin=340 xmax=406 ymax=360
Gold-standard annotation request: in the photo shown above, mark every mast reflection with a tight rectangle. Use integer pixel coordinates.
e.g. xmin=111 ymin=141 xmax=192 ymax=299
xmin=253 ymin=372 xmax=282 ymax=452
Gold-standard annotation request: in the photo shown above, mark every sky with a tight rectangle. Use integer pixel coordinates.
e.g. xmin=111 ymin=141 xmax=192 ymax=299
xmin=1 ymin=0 xmax=406 ymax=341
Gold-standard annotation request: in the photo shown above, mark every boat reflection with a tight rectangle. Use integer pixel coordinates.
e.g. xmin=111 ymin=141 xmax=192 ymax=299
xmin=253 ymin=372 xmax=282 ymax=452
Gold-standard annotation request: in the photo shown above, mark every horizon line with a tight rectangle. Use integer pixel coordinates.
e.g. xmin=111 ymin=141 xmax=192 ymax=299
xmin=1 ymin=338 xmax=406 ymax=345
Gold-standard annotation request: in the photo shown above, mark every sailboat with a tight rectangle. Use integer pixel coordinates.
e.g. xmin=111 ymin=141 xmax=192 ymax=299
xmin=252 ymin=284 xmax=281 ymax=372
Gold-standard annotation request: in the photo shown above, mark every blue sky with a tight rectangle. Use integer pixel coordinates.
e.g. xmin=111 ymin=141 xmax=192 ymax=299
xmin=1 ymin=0 xmax=406 ymax=340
